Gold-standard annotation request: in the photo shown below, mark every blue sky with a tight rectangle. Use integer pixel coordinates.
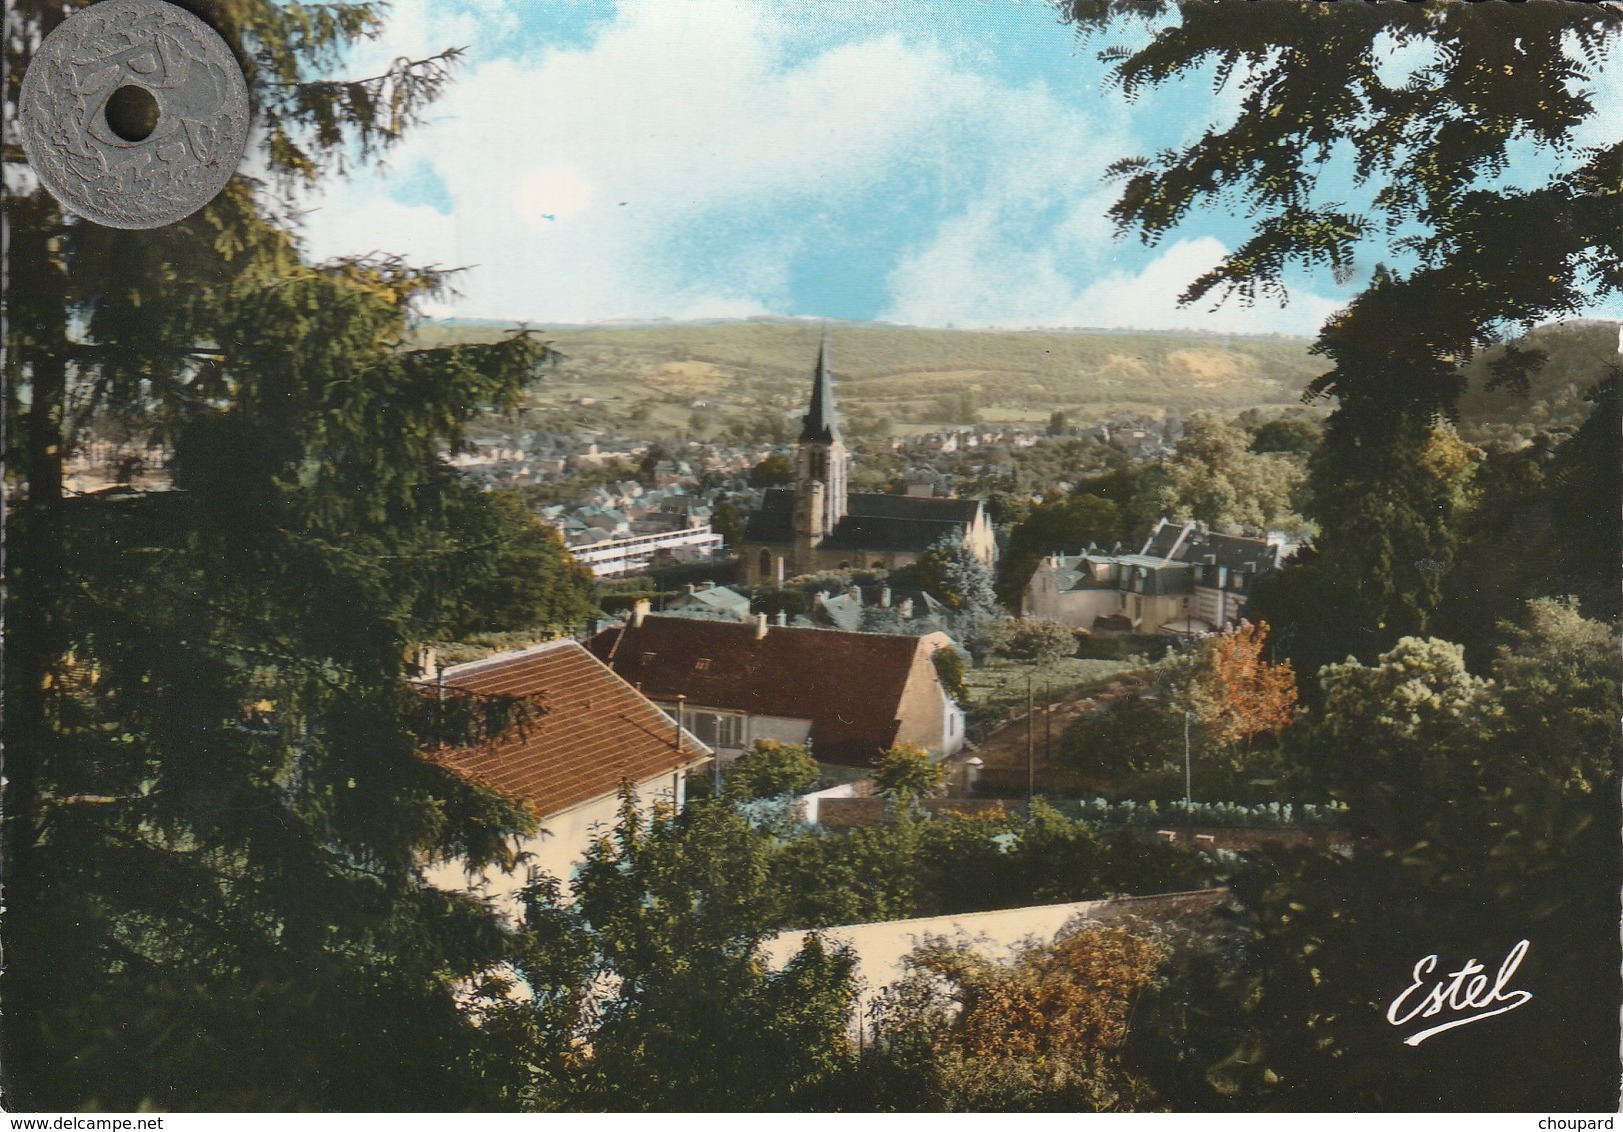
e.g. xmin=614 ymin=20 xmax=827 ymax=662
xmin=296 ymin=0 xmax=1623 ymax=334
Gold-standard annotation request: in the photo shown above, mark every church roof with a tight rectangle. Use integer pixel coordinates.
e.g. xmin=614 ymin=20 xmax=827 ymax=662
xmin=743 ymin=489 xmax=982 ymax=552
xmin=799 ymin=330 xmax=840 ymax=444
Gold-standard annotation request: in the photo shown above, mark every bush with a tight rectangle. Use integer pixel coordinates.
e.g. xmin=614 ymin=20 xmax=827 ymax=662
xmin=998 ymin=619 xmax=1079 ymax=668
xmin=932 ymin=645 xmax=969 ymax=703
xmin=725 ymin=741 xmax=820 ymax=801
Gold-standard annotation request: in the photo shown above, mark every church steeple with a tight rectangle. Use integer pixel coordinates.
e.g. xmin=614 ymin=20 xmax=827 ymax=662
xmin=793 ymin=328 xmax=848 ymax=544
xmin=800 ymin=329 xmax=840 ymax=444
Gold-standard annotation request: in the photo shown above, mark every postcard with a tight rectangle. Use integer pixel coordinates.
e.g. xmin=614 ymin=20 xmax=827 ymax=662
xmin=4 ymin=0 xmax=1619 ymax=1116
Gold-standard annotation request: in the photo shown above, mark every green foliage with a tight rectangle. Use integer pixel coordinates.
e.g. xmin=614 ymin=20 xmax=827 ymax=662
xmin=998 ymin=492 xmax=1123 ymax=608
xmin=1489 ymin=598 xmax=1618 ymax=793
xmin=774 ymin=803 xmax=1215 ymax=930
xmin=1249 ymin=417 xmax=1483 ymax=681
xmin=1129 ymin=606 xmax=1620 ymax=1110
xmin=1309 ymin=636 xmax=1494 ymax=838
xmin=711 ymin=499 xmax=744 ymax=548
xmin=893 ymin=531 xmax=998 ymax=616
xmin=873 ymin=743 xmax=948 ymax=807
xmin=749 ymin=453 xmax=794 ymax=487
xmin=996 ymin=619 xmax=1079 ymax=669
xmin=1058 ymin=695 xmax=1185 ymax=786
xmin=1439 ymin=373 xmax=1622 ymax=655
xmin=1247 ymin=416 xmax=1321 ymax=459
xmin=5 ymin=1 xmax=597 ymax=1107
xmin=14 ymin=271 xmax=576 ymax=1110
xmin=725 ymin=740 xmax=820 ymax=801
xmin=1065 ymin=2 xmax=1622 ymax=419
xmin=569 ymin=796 xmax=858 ymax=1110
xmin=1049 ymin=5 xmax=1623 ymax=1109
xmin=1141 ymin=412 xmax=1305 ymax=535
xmin=931 ymin=645 xmax=970 ymax=704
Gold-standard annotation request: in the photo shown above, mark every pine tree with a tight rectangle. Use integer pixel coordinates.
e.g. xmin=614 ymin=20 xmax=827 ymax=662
xmin=5 ymin=0 xmax=594 ymax=1109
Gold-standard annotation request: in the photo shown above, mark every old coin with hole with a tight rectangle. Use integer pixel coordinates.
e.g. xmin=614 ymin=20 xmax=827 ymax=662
xmin=18 ymin=0 xmax=251 ymax=229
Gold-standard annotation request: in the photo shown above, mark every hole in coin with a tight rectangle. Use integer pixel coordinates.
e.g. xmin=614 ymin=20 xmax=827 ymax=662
xmin=105 ymin=84 xmax=160 ymax=142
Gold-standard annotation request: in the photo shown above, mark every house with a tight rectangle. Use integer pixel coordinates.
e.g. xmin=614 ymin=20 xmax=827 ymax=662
xmin=1023 ymin=518 xmax=1286 ymax=635
xmin=563 ymin=523 xmax=727 ymax=578
xmin=664 ymin=583 xmax=753 ymax=621
xmin=740 ymin=332 xmax=996 ymax=585
xmin=420 ymin=639 xmax=710 ymax=913
xmin=587 ymin=606 xmax=967 ymax=767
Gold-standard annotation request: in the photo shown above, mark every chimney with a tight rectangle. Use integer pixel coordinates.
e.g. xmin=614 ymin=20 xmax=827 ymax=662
xmin=880 ymin=585 xmax=892 ymax=608
xmin=633 ymin=598 xmax=651 ymax=627
xmin=755 ymin=613 xmax=769 ymax=640
xmin=775 ymin=611 xmax=787 ymax=627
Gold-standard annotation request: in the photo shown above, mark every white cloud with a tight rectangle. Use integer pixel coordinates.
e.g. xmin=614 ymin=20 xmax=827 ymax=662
xmin=1067 ymin=238 xmax=1343 ymax=334
xmin=302 ymin=1 xmax=990 ymax=322
xmin=882 ymin=231 xmax=1342 ymax=335
xmin=296 ymin=0 xmax=1334 ymax=333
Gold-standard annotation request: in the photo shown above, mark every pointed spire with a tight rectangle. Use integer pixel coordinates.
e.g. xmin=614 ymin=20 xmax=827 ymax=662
xmin=799 ymin=328 xmax=840 ymax=444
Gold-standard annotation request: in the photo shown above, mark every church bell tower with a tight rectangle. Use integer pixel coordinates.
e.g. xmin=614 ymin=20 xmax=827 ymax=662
xmin=793 ymin=329 xmax=848 ymax=540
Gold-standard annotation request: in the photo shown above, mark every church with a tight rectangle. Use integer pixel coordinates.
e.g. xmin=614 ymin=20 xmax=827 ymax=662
xmin=740 ymin=334 xmax=996 ymax=587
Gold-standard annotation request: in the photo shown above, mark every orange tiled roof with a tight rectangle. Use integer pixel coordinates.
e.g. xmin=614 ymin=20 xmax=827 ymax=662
xmin=588 ymin=616 xmax=940 ymax=765
xmin=425 ymin=639 xmax=709 ymax=819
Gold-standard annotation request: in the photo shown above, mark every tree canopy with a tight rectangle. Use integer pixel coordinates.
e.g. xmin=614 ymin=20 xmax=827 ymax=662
xmin=4 ymin=0 xmax=595 ymax=1109
xmin=1063 ymin=0 xmax=1622 ymax=411
xmin=1064 ymin=0 xmax=1623 ymax=666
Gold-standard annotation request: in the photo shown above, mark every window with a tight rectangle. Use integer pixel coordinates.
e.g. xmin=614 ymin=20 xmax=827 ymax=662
xmin=759 ymin=549 xmax=772 ymax=577
xmin=694 ymin=658 xmax=711 ymax=671
xmin=691 ymin=710 xmax=746 ymax=750
xmin=712 ymin=712 xmax=745 ymax=749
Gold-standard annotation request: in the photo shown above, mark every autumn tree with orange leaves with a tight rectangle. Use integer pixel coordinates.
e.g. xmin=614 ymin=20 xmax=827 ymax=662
xmin=868 ymin=923 xmax=1168 ymax=1110
xmin=1168 ymin=621 xmax=1297 ymax=752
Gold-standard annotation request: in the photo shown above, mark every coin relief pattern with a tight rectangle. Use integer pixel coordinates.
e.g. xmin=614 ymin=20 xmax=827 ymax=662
xmin=19 ymin=0 xmax=251 ymax=229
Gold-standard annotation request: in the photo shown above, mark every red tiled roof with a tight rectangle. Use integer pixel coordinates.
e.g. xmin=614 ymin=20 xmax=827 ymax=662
xmin=587 ymin=616 xmax=939 ymax=765
xmin=425 ymin=640 xmax=708 ymax=819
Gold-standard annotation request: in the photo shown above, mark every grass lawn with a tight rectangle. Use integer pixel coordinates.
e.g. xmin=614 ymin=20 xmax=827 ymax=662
xmin=962 ymin=655 xmax=1136 ymax=729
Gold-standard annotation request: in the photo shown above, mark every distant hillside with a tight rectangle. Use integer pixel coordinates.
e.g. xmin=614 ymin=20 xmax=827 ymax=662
xmin=413 ymin=317 xmax=1617 ymax=445
xmin=1455 ymin=321 xmax=1619 ymax=447
xmin=413 ymin=319 xmax=1330 ymax=439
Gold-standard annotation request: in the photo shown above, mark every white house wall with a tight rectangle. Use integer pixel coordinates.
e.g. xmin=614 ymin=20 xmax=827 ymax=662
xmin=422 ymin=769 xmax=687 ymax=923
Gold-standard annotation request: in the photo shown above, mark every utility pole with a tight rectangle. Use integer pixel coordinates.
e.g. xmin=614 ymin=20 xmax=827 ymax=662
xmin=1044 ymin=676 xmax=1052 ymax=762
xmin=1026 ymin=669 xmax=1035 ymax=807
xmin=1184 ymin=709 xmax=1194 ymax=811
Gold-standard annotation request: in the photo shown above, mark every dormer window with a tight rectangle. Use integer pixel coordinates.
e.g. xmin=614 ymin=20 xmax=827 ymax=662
xmin=694 ymin=658 xmax=711 ymax=671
